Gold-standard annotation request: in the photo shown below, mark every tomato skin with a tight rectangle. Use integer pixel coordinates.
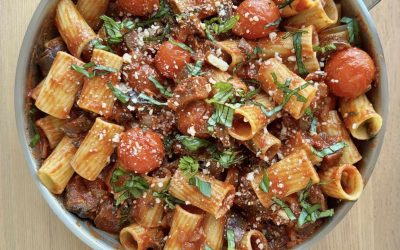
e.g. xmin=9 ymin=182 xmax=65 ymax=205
xmin=176 ymin=101 xmax=213 ymax=138
xmin=125 ymin=61 xmax=165 ymax=96
xmin=325 ymin=47 xmax=376 ymax=98
xmin=117 ymin=128 xmax=165 ymax=174
xmin=155 ymin=41 xmax=192 ymax=79
xmin=116 ymin=0 xmax=159 ymax=17
xmin=233 ymin=0 xmax=281 ymax=39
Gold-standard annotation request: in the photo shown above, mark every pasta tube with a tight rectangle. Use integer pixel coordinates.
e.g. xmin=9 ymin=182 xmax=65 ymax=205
xmin=217 ymin=40 xmax=245 ymax=72
xmin=35 ymin=52 xmax=84 ymax=119
xmin=339 ymin=94 xmax=383 ymax=140
xmin=76 ymin=0 xmax=109 ymax=30
xmin=30 ymin=79 xmax=44 ymax=100
xmin=244 ymin=129 xmax=281 ymax=162
xmin=228 ymin=105 xmax=267 ymax=141
xmin=258 ymin=58 xmax=317 ymax=119
xmin=250 ymin=150 xmax=320 ymax=208
xmin=120 ymin=224 xmax=163 ymax=250
xmin=253 ymin=93 xmax=279 ymax=124
xmin=320 ymin=111 xmax=362 ymax=165
xmin=319 ymin=164 xmax=363 ymax=200
xmin=77 ymin=49 xmax=123 ymax=118
xmin=70 ymin=118 xmax=124 ymax=181
xmin=285 ymin=0 xmax=339 ymax=32
xmin=38 ymin=136 xmax=77 ymax=194
xmin=35 ymin=116 xmax=67 ymax=149
xmin=168 ymin=170 xmax=235 ymax=218
xmin=55 ymin=0 xmax=97 ymax=58
xmin=144 ymin=168 xmax=172 ymax=192
xmin=164 ymin=205 xmax=204 ymax=250
xmin=282 ymin=132 xmax=322 ymax=165
xmin=258 ymin=26 xmax=320 ymax=73
xmin=203 ymin=214 xmax=225 ymax=250
xmin=132 ymin=192 xmax=164 ymax=228
xmin=209 ymin=69 xmax=249 ymax=93
xmin=239 ymin=230 xmax=269 ymax=250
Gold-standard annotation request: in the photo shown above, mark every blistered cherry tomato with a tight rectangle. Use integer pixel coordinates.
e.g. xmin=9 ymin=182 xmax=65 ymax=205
xmin=233 ymin=0 xmax=281 ymax=39
xmin=117 ymin=128 xmax=165 ymax=174
xmin=125 ymin=61 xmax=165 ymax=96
xmin=325 ymin=47 xmax=376 ymax=98
xmin=176 ymin=101 xmax=213 ymax=138
xmin=116 ymin=0 xmax=159 ymax=17
xmin=155 ymin=41 xmax=191 ymax=79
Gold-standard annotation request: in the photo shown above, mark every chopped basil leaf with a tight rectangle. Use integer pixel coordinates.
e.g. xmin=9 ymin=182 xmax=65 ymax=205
xmin=313 ymin=43 xmax=337 ymax=54
xmin=208 ymin=103 xmax=235 ymax=128
xmin=29 ymin=133 xmax=40 ymax=148
xmin=227 ymin=229 xmax=235 ymax=250
xmin=279 ymin=0 xmax=295 ymax=9
xmin=168 ymin=38 xmax=194 ymax=54
xmin=341 ymin=17 xmax=361 ymax=46
xmin=176 ymin=135 xmax=210 ymax=151
xmin=305 ymin=108 xmax=317 ymax=135
xmin=110 ymin=167 xmax=149 ymax=205
xmin=186 ymin=60 xmax=204 ymax=76
xmin=208 ymin=82 xmax=235 ymax=104
xmin=148 ymin=76 xmax=172 ymax=97
xmin=254 ymin=46 xmax=263 ymax=55
xmin=189 ymin=176 xmax=212 ymax=198
xmin=272 ymin=197 xmax=296 ymax=221
xmin=292 ymin=31 xmax=309 ymax=77
xmin=217 ymin=148 xmax=245 ymax=168
xmin=71 ymin=62 xmax=117 ymax=79
xmin=311 ymin=141 xmax=347 ymax=158
xmin=153 ymin=189 xmax=185 ymax=209
xmin=238 ymin=87 xmax=260 ymax=103
xmin=259 ymin=172 xmax=270 ymax=193
xmin=265 ymin=17 xmax=282 ymax=29
xmin=90 ymin=38 xmax=112 ymax=52
xmin=204 ymin=15 xmax=240 ymax=42
xmin=232 ymin=61 xmax=243 ymax=76
xmin=137 ymin=93 xmax=168 ymax=106
xmin=108 ymin=82 xmax=130 ymax=104
xmin=136 ymin=0 xmax=171 ymax=27
xmin=179 ymin=156 xmax=199 ymax=179
xmin=100 ymin=15 xmax=134 ymax=44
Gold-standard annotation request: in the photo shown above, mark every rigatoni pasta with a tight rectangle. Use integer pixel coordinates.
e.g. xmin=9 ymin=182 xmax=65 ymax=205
xmin=38 ymin=137 xmax=76 ymax=194
xmin=76 ymin=0 xmax=109 ymax=30
xmin=35 ymin=116 xmax=66 ymax=149
xmin=70 ymin=118 xmax=124 ymax=180
xmin=35 ymin=52 xmax=84 ymax=119
xmin=339 ymin=94 xmax=383 ymax=140
xmin=77 ymin=49 xmax=123 ymax=117
xmin=55 ymin=0 xmax=96 ymax=58
xmin=120 ymin=224 xmax=163 ymax=250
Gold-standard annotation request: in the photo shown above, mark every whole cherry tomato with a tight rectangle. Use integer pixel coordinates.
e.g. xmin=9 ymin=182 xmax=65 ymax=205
xmin=155 ymin=41 xmax=191 ymax=79
xmin=325 ymin=47 xmax=376 ymax=98
xmin=176 ymin=101 xmax=213 ymax=138
xmin=233 ymin=0 xmax=281 ymax=39
xmin=117 ymin=128 xmax=165 ymax=174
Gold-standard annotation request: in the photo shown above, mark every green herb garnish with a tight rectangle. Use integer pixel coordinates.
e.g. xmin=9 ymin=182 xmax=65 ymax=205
xmin=216 ymin=148 xmax=245 ymax=168
xmin=108 ymin=82 xmax=130 ymax=104
xmin=137 ymin=93 xmax=168 ymax=106
xmin=292 ymin=31 xmax=309 ymax=77
xmin=148 ymin=76 xmax=172 ymax=97
xmin=272 ymin=197 xmax=296 ymax=221
xmin=136 ymin=0 xmax=171 ymax=27
xmin=153 ymin=188 xmax=185 ymax=209
xmin=265 ymin=17 xmax=282 ymax=29
xmin=341 ymin=17 xmax=361 ymax=46
xmin=313 ymin=43 xmax=337 ymax=54
xmin=204 ymin=15 xmax=240 ymax=42
xmin=311 ymin=141 xmax=347 ymax=158
xmin=186 ymin=60 xmax=204 ymax=76
xmin=71 ymin=62 xmax=117 ymax=79
xmin=179 ymin=156 xmax=199 ymax=179
xmin=259 ymin=172 xmax=270 ymax=193
xmin=176 ymin=135 xmax=211 ymax=151
xmin=100 ymin=15 xmax=134 ymax=44
xmin=227 ymin=229 xmax=235 ymax=250
xmin=28 ymin=107 xmax=40 ymax=148
xmin=204 ymin=245 xmax=213 ymax=250
xmin=189 ymin=176 xmax=212 ymax=198
xmin=168 ymin=38 xmax=194 ymax=54
xmin=110 ymin=167 xmax=149 ymax=205
xmin=305 ymin=108 xmax=317 ymax=135
xmin=208 ymin=103 xmax=236 ymax=129
xmin=207 ymin=82 xmax=235 ymax=104
xmin=90 ymin=38 xmax=112 ymax=52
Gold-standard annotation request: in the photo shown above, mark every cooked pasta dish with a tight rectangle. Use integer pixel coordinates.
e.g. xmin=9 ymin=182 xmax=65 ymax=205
xmin=28 ymin=0 xmax=383 ymax=249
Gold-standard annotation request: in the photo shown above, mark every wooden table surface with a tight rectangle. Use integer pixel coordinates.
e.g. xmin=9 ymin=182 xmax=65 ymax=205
xmin=1 ymin=1 xmax=399 ymax=249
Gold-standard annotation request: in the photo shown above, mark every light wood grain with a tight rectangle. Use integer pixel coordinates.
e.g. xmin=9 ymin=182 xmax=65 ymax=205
xmin=0 ymin=1 xmax=399 ymax=250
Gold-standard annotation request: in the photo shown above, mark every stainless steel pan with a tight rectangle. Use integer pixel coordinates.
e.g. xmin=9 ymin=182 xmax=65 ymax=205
xmin=14 ymin=0 xmax=388 ymax=249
